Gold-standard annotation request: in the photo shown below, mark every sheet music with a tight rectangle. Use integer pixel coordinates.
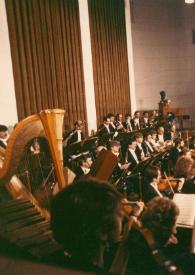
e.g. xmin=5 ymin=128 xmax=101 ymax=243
xmin=173 ymin=193 xmax=195 ymax=228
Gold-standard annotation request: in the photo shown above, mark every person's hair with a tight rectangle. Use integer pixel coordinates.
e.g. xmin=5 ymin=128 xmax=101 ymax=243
xmin=135 ymin=132 xmax=143 ymax=139
xmin=74 ymin=120 xmax=84 ymax=127
xmin=143 ymin=111 xmax=148 ymax=116
xmin=125 ymin=113 xmax=131 ymax=119
xmin=174 ymin=156 xmax=195 ymax=179
xmin=78 ymin=155 xmax=91 ymax=166
xmin=141 ymin=197 xmax=179 ymax=245
xmin=128 ymin=138 xmax=136 ymax=145
xmin=103 ymin=115 xmax=109 ymax=122
xmin=180 ymin=147 xmax=190 ymax=157
xmin=107 ymin=113 xmax=115 ymax=118
xmin=144 ymin=165 xmax=160 ymax=183
xmin=150 ymin=130 xmax=157 ymax=135
xmin=174 ymin=138 xmax=182 ymax=147
xmin=51 ymin=178 xmax=122 ymax=262
xmin=0 ymin=125 xmax=8 ymax=132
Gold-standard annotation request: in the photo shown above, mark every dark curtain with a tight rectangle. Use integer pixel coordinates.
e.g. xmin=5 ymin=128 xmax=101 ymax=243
xmin=88 ymin=0 xmax=131 ymax=125
xmin=6 ymin=0 xmax=87 ymax=130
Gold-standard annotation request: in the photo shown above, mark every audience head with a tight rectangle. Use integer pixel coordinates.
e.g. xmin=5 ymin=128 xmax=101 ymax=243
xmin=144 ymin=132 xmax=152 ymax=142
xmin=141 ymin=197 xmax=179 ymax=246
xmin=0 ymin=125 xmax=8 ymax=139
xmin=51 ymin=178 xmax=123 ymax=263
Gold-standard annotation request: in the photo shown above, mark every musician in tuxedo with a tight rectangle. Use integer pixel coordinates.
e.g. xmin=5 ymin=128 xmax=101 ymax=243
xmin=142 ymin=133 xmax=156 ymax=157
xmin=131 ymin=111 xmax=141 ymax=130
xmin=169 ymin=138 xmax=184 ymax=166
xmin=123 ymin=113 xmax=133 ymax=132
xmin=143 ymin=165 xmax=163 ymax=203
xmin=107 ymin=113 xmax=116 ymax=133
xmin=0 ymin=125 xmax=8 ymax=149
xmin=63 ymin=120 xmax=85 ymax=146
xmin=74 ymin=155 xmax=93 ymax=180
xmin=135 ymin=132 xmax=147 ymax=161
xmin=115 ymin=113 xmax=124 ymax=132
xmin=165 ymin=124 xmax=181 ymax=142
xmin=126 ymin=139 xmax=139 ymax=170
xmin=140 ymin=111 xmax=150 ymax=129
xmin=109 ymin=140 xmax=130 ymax=182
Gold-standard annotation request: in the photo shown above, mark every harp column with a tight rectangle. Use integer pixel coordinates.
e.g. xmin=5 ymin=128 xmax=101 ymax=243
xmin=78 ymin=0 xmax=97 ymax=135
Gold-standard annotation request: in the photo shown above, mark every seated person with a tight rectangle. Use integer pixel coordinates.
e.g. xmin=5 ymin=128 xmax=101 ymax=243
xmin=131 ymin=111 xmax=141 ymax=130
xmin=109 ymin=140 xmax=130 ymax=182
xmin=169 ymin=138 xmax=184 ymax=166
xmin=142 ymin=133 xmax=156 ymax=157
xmin=135 ymin=132 xmax=147 ymax=161
xmin=98 ymin=115 xmax=111 ymax=147
xmin=107 ymin=113 xmax=116 ymax=133
xmin=114 ymin=113 xmax=124 ymax=132
xmin=126 ymin=139 xmax=139 ymax=170
xmin=174 ymin=156 xmax=195 ymax=194
xmin=63 ymin=120 xmax=85 ymax=146
xmin=51 ymin=178 xmax=123 ymax=273
xmin=150 ymin=130 xmax=160 ymax=152
xmin=74 ymin=155 xmax=93 ymax=180
xmin=123 ymin=114 xmax=133 ymax=132
xmin=0 ymin=125 xmax=8 ymax=149
xmin=143 ymin=165 xmax=163 ymax=203
xmin=141 ymin=111 xmax=150 ymax=129
xmin=126 ymin=197 xmax=181 ymax=275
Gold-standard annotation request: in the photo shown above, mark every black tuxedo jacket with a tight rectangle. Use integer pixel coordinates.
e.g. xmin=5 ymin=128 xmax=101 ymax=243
xmin=135 ymin=144 xmax=145 ymax=161
xmin=122 ymin=121 xmax=133 ymax=132
xmin=67 ymin=131 xmax=84 ymax=145
xmin=142 ymin=142 xmax=155 ymax=156
xmin=144 ymin=184 xmax=162 ymax=203
xmin=131 ymin=119 xmax=141 ymax=131
xmin=127 ymin=150 xmax=139 ymax=170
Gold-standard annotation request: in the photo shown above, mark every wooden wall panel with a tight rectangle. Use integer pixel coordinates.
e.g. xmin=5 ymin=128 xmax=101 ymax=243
xmin=6 ymin=0 xmax=87 ymax=130
xmin=88 ymin=0 xmax=131 ymax=125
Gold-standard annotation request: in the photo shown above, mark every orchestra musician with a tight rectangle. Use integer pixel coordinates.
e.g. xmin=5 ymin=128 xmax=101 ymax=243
xmin=131 ymin=111 xmax=141 ymax=130
xmin=126 ymin=197 xmax=183 ymax=275
xmin=169 ymin=138 xmax=185 ymax=166
xmin=143 ymin=165 xmax=163 ymax=203
xmin=0 ymin=125 xmax=8 ymax=149
xmin=135 ymin=132 xmax=147 ymax=161
xmin=74 ymin=155 xmax=93 ymax=180
xmin=126 ymin=139 xmax=140 ymax=170
xmin=189 ymin=135 xmax=195 ymax=150
xmin=63 ymin=120 xmax=85 ymax=146
xmin=107 ymin=113 xmax=117 ymax=133
xmin=140 ymin=111 xmax=150 ymax=129
xmin=123 ymin=113 xmax=133 ymax=132
xmin=142 ymin=132 xmax=156 ymax=157
xmin=115 ymin=113 xmax=124 ymax=132
xmin=109 ymin=140 xmax=130 ymax=182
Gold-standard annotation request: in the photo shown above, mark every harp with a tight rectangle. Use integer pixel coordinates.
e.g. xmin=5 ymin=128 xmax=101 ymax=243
xmin=0 ymin=109 xmax=66 ymax=259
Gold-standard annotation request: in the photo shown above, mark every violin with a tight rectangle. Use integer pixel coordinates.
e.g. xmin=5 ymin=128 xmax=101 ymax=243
xmin=158 ymin=177 xmax=179 ymax=192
